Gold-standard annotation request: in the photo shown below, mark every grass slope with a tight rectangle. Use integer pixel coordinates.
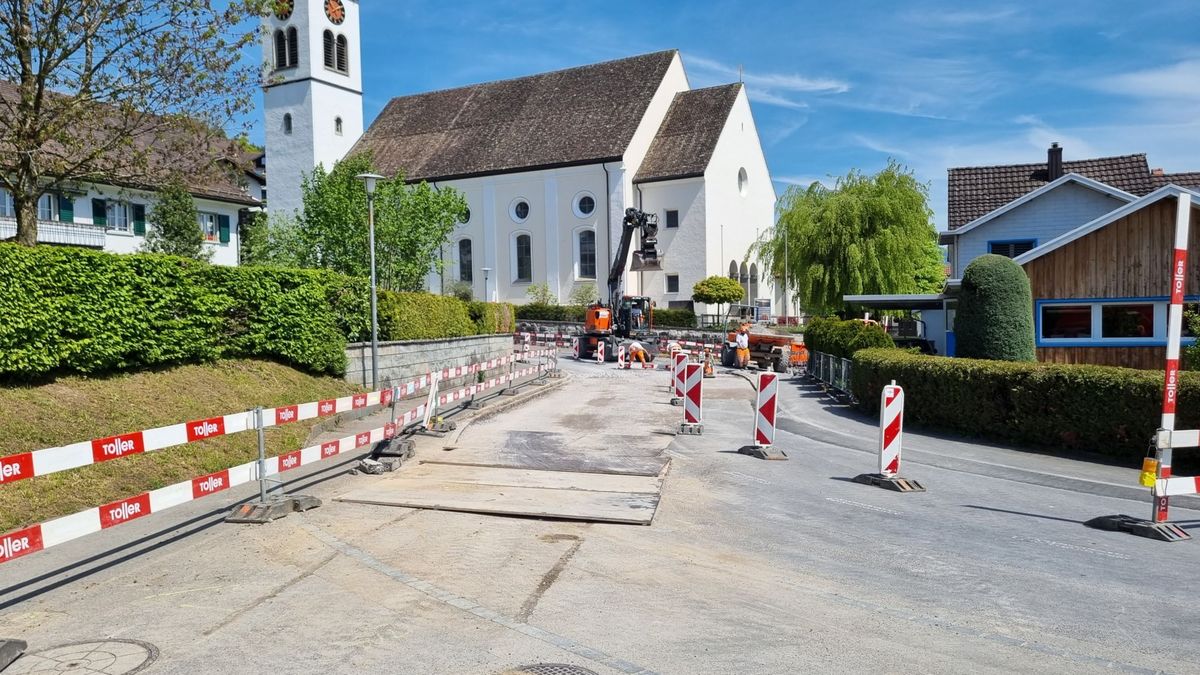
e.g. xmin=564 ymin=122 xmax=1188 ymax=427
xmin=0 ymin=359 xmax=361 ymax=532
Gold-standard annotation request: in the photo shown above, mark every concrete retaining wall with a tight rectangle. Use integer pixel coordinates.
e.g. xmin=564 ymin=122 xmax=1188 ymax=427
xmin=345 ymin=334 xmax=515 ymax=390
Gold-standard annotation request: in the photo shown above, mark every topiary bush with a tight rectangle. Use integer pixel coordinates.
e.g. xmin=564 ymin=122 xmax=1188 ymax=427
xmin=377 ymin=291 xmax=475 ymax=341
xmin=804 ymin=317 xmax=894 ymax=358
xmin=851 ymin=348 xmax=1200 ymax=465
xmin=955 ymin=254 xmax=1035 ymax=361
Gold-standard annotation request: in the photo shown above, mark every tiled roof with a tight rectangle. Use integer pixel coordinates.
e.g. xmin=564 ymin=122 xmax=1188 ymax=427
xmin=633 ymin=83 xmax=741 ymax=184
xmin=1154 ymin=172 xmax=1200 ymax=190
xmin=0 ymin=81 xmax=260 ymax=206
xmin=352 ymin=50 xmax=678 ymax=182
xmin=947 ymin=154 xmax=1155 ymax=230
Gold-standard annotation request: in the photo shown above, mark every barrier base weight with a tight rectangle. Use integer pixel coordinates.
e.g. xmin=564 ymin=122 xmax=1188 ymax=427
xmin=0 ymin=639 xmax=26 ymax=671
xmin=852 ymin=473 xmax=925 ymax=492
xmin=1084 ymin=514 xmax=1191 ymax=542
xmin=679 ymin=423 xmax=704 ymax=435
xmin=372 ymin=437 xmax=415 ymax=460
xmin=738 ymin=445 xmax=788 ymax=460
xmin=548 ymin=370 xmax=564 ymax=378
xmin=226 ymin=495 xmax=322 ymax=524
xmin=670 ymin=397 xmax=683 ymax=406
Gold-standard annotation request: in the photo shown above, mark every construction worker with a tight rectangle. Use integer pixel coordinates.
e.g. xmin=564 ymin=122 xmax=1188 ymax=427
xmin=628 ymin=340 xmax=649 ymax=364
xmin=735 ymin=326 xmax=750 ymax=368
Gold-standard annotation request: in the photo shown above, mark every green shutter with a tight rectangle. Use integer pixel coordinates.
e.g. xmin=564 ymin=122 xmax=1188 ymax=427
xmin=57 ymin=195 xmax=73 ymax=223
xmin=217 ymin=214 xmax=230 ymax=244
xmin=132 ymin=204 xmax=146 ymax=236
xmin=91 ymin=199 xmax=106 ymax=227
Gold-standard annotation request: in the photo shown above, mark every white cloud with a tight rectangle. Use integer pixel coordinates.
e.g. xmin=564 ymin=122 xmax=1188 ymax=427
xmin=746 ymin=89 xmax=809 ymax=111
xmin=1096 ymin=59 xmax=1200 ymax=102
xmin=773 ymin=175 xmax=831 ymax=189
xmin=686 ymin=54 xmax=850 ymax=94
xmin=764 ymin=118 xmax=808 ymax=146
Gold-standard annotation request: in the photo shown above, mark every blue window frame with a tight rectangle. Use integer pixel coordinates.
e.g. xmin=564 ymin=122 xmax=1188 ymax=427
xmin=988 ymin=239 xmax=1037 ymax=258
xmin=1034 ymin=296 xmax=1200 ymax=348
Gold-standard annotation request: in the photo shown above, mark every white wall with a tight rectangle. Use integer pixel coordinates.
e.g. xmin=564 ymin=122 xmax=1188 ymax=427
xmin=703 ymin=87 xmax=777 ymax=313
xmin=637 ymin=178 xmax=705 ymax=309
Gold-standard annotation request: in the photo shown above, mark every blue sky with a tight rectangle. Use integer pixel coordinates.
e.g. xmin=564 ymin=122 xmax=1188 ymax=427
xmin=249 ymin=0 xmax=1200 ymax=231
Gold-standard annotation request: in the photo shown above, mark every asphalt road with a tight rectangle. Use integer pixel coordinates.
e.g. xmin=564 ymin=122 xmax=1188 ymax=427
xmin=0 ymin=356 xmax=1197 ymax=674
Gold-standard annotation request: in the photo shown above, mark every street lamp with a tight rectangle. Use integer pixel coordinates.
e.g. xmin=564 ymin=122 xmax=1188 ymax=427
xmin=481 ymin=267 xmax=492 ymax=302
xmin=356 ymin=172 xmax=385 ymax=389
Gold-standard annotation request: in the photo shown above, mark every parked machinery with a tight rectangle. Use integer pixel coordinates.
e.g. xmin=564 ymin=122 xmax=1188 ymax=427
xmin=577 ymin=208 xmax=662 ymax=361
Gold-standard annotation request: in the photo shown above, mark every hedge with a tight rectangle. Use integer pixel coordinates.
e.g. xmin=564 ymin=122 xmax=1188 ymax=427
xmin=804 ymin=317 xmax=894 ymax=358
xmin=516 ymin=303 xmax=588 ymax=322
xmin=652 ymin=308 xmax=696 ymax=328
xmin=469 ymin=300 xmax=516 ymax=335
xmin=851 ymin=348 xmax=1200 ymax=465
xmin=0 ymin=244 xmax=521 ymax=380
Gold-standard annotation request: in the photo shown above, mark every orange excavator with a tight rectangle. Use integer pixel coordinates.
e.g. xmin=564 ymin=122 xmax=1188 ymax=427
xmin=577 ymin=208 xmax=662 ymax=361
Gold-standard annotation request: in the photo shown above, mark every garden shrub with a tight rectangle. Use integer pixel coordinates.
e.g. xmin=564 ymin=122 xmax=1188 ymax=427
xmin=516 ymin=303 xmax=588 ymax=322
xmin=954 ymin=254 xmax=1035 ymax=361
xmin=377 ymin=291 xmax=474 ymax=341
xmin=851 ymin=348 xmax=1200 ymax=465
xmin=804 ymin=317 xmax=894 ymax=358
xmin=652 ymin=308 xmax=696 ymax=328
xmin=468 ymin=301 xmax=516 ymax=335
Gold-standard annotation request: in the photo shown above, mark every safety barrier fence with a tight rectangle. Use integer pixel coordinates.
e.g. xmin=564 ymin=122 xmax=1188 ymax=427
xmin=807 ymin=351 xmax=853 ymax=398
xmin=0 ymin=347 xmax=557 ymax=566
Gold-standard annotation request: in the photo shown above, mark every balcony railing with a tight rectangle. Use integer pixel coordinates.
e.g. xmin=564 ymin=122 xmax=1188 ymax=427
xmin=0 ymin=217 xmax=106 ymax=248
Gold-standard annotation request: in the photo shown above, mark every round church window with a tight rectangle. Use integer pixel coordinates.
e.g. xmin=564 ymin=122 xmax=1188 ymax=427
xmin=511 ymin=199 xmax=530 ymax=223
xmin=574 ymin=193 xmax=595 ymax=218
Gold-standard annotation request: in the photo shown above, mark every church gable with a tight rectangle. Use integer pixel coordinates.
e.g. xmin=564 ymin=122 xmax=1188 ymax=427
xmin=633 ymin=83 xmax=742 ymax=184
xmin=353 ymin=50 xmax=679 ymax=182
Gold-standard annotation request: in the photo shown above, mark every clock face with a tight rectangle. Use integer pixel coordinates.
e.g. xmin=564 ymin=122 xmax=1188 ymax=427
xmin=273 ymin=0 xmax=293 ymax=20
xmin=325 ymin=0 xmax=345 ymax=24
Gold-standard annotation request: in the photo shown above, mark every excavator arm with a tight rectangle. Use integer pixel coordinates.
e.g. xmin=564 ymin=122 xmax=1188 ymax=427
xmin=607 ymin=207 xmax=662 ymax=306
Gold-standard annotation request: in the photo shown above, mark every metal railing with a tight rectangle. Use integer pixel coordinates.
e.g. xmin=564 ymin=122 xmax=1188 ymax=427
xmin=0 ymin=217 xmax=106 ymax=248
xmin=808 ymin=351 xmax=854 ymax=400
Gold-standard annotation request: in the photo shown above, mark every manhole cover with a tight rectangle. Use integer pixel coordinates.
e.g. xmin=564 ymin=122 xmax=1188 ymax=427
xmin=505 ymin=665 xmax=599 ymax=675
xmin=6 ymin=639 xmax=157 ymax=675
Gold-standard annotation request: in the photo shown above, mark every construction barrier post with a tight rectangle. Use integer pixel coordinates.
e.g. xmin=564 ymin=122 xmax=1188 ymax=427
xmin=572 ymin=337 xmax=580 ymax=360
xmin=227 ymin=406 xmax=322 ymax=524
xmin=255 ymin=406 xmax=268 ymax=503
xmin=596 ymin=340 xmax=606 ymax=364
xmin=852 ymin=381 xmax=924 ymax=492
xmin=617 ymin=345 xmax=627 ymax=369
xmin=670 ymin=352 xmax=687 ymax=406
xmin=739 ymin=372 xmax=786 ymax=460
xmin=679 ymin=362 xmax=703 ymax=434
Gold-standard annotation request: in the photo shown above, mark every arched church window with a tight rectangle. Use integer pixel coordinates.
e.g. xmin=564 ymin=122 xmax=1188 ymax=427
xmin=335 ymin=35 xmax=348 ymax=74
xmin=274 ymin=30 xmax=287 ymax=69
xmin=323 ymin=30 xmax=335 ymax=69
xmin=286 ymin=27 xmax=299 ymax=67
xmin=283 ymin=113 xmax=292 ymax=135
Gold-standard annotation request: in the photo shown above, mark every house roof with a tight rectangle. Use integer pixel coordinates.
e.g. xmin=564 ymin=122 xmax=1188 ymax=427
xmin=1154 ymin=172 xmax=1200 ymax=190
xmin=939 ymin=172 xmax=1136 ymax=243
xmin=351 ymin=50 xmax=680 ymax=183
xmin=633 ymin=83 xmax=742 ymax=184
xmin=947 ymin=153 xmax=1155 ymax=230
xmin=0 ymin=81 xmax=260 ymax=206
xmin=1012 ymin=184 xmax=1200 ymax=266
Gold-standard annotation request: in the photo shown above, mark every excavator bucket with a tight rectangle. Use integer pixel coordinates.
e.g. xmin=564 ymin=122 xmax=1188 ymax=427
xmin=630 ymin=250 xmax=662 ymax=272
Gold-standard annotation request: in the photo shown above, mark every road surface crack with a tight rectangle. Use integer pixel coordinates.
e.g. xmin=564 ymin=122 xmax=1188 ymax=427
xmin=518 ymin=538 xmax=582 ymax=622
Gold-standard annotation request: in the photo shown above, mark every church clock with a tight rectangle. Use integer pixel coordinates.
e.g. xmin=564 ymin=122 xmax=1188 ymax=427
xmin=324 ymin=0 xmax=345 ymax=24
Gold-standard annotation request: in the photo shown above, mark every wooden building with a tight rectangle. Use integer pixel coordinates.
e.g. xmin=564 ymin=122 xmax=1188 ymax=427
xmin=1016 ymin=186 xmax=1200 ymax=370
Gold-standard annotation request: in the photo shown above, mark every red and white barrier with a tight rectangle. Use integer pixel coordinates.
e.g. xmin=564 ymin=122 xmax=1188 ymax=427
xmin=878 ymin=382 xmax=904 ymax=476
xmin=754 ymin=373 xmax=778 ymax=447
xmin=679 ymin=363 xmax=703 ymax=433
xmin=572 ymin=338 xmax=580 ymax=360
xmin=672 ymin=352 xmax=688 ymax=402
xmin=596 ymin=340 xmax=606 ymax=364
xmin=617 ymin=345 xmax=627 ymax=369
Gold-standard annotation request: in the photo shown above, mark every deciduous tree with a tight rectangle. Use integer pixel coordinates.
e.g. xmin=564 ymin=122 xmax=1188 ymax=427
xmin=0 ymin=0 xmax=260 ymax=245
xmin=142 ymin=176 xmax=209 ymax=260
xmin=753 ymin=161 xmax=945 ymax=314
xmin=692 ymin=275 xmax=745 ymax=318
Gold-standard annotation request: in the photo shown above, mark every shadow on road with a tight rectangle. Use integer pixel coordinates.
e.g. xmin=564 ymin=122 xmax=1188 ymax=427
xmin=961 ymin=504 xmax=1084 ymax=524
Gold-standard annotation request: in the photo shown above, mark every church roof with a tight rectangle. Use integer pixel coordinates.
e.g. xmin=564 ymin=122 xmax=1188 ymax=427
xmin=633 ymin=83 xmax=742 ymax=184
xmin=352 ymin=50 xmax=679 ymax=182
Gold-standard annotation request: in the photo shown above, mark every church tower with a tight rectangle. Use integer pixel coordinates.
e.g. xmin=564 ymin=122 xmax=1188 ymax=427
xmin=262 ymin=0 xmax=363 ymax=218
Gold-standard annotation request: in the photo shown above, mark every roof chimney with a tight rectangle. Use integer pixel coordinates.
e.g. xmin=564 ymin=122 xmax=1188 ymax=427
xmin=1152 ymin=167 xmax=1165 ymax=176
xmin=1047 ymin=142 xmax=1063 ymax=180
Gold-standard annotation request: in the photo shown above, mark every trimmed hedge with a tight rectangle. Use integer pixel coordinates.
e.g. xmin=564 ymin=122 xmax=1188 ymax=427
xmin=377 ymin=291 xmax=475 ymax=341
xmin=804 ymin=317 xmax=894 ymax=358
xmin=469 ymin=300 xmax=516 ymax=335
xmin=516 ymin=303 xmax=588 ymax=322
xmin=955 ymin=254 xmax=1035 ymax=361
xmin=851 ymin=348 xmax=1200 ymax=465
xmin=652 ymin=308 xmax=696 ymax=328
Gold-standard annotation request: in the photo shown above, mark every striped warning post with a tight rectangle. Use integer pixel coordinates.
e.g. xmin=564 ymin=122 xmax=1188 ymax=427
xmin=617 ymin=345 xmax=627 ymax=369
xmin=671 ymin=352 xmax=687 ymax=405
xmin=596 ymin=340 xmax=605 ymax=364
xmin=755 ymin=373 xmax=778 ymax=446
xmin=679 ymin=362 xmax=703 ymax=434
xmin=572 ymin=338 xmax=580 ymax=360
xmin=851 ymin=380 xmax=923 ymax=492
xmin=878 ymin=383 xmax=903 ymax=476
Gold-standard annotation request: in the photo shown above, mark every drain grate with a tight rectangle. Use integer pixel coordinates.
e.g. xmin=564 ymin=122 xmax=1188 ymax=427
xmin=506 ymin=664 xmax=599 ymax=675
xmin=6 ymin=639 xmax=158 ymax=675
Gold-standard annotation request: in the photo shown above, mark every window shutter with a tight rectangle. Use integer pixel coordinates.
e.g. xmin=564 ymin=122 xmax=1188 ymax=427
xmin=218 ymin=214 xmax=231 ymax=244
xmin=91 ymin=199 xmax=107 ymax=227
xmin=57 ymin=195 xmax=73 ymax=223
xmin=132 ymin=204 xmax=146 ymax=236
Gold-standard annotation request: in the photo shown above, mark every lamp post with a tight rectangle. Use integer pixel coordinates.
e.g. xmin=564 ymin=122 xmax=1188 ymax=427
xmin=356 ymin=172 xmax=385 ymax=389
xmin=481 ymin=267 xmax=492 ymax=302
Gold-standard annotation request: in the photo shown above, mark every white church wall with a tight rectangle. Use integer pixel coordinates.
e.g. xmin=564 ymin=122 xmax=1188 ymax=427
xmin=704 ymin=87 xmax=777 ymax=316
xmin=636 ymin=178 xmax=706 ymax=311
xmin=263 ymin=83 xmax=315 ymax=220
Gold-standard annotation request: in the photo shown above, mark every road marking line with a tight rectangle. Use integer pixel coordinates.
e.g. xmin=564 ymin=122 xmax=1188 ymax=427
xmin=723 ymin=471 xmax=770 ymax=485
xmin=1010 ymin=536 xmax=1131 ymax=560
xmin=825 ymin=497 xmax=902 ymax=516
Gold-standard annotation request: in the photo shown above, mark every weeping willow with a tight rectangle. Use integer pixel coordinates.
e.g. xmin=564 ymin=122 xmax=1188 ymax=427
xmin=752 ymin=160 xmax=945 ymax=315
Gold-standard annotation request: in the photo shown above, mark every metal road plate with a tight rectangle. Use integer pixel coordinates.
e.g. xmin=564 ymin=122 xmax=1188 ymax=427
xmin=504 ymin=664 xmax=600 ymax=675
xmin=6 ymin=639 xmax=158 ymax=675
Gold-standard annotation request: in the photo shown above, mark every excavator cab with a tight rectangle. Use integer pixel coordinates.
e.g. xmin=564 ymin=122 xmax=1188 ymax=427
xmin=615 ymin=296 xmax=653 ymax=337
xmin=584 ymin=305 xmax=613 ymax=334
